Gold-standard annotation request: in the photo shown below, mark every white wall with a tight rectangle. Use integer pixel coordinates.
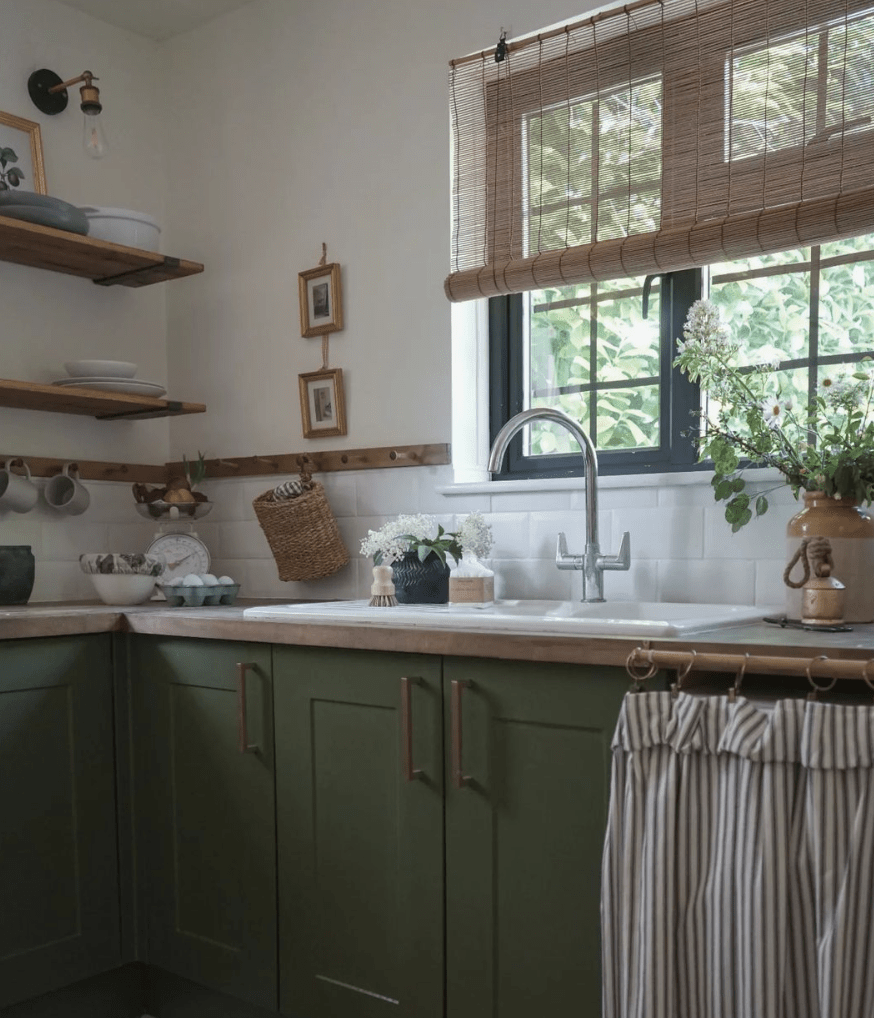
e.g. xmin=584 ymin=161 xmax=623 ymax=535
xmin=162 ymin=0 xmax=587 ymax=459
xmin=0 ymin=0 xmax=171 ymax=465
xmin=0 ymin=0 xmax=800 ymax=607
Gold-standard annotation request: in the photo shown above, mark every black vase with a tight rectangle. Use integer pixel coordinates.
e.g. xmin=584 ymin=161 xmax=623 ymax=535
xmin=0 ymin=545 xmax=35 ymax=605
xmin=391 ymin=550 xmax=451 ymax=604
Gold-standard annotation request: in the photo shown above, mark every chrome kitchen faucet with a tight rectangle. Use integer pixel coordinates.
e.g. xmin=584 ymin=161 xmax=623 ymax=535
xmin=487 ymin=408 xmax=631 ymax=602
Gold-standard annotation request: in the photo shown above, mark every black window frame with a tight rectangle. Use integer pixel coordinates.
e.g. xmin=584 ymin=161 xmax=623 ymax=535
xmin=488 ymin=268 xmax=705 ymax=479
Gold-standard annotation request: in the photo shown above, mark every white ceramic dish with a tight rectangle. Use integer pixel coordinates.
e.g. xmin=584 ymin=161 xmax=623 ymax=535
xmin=52 ymin=377 xmax=167 ymax=397
xmin=64 ymin=359 xmax=137 ymax=378
xmin=87 ymin=572 xmax=157 ymax=606
xmin=79 ymin=206 xmax=160 ymax=251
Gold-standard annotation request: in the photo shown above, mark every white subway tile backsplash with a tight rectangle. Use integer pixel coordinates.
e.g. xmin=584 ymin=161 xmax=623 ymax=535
xmin=20 ymin=467 xmax=801 ymax=608
xmin=42 ymin=521 xmax=111 ymax=561
xmin=489 ymin=490 xmax=573 ymax=514
xmin=703 ymin=502 xmax=793 ymax=560
xmin=657 ymin=558 xmax=756 ymax=605
xmin=614 ymin=506 xmax=704 ymax=560
xmin=484 ymin=513 xmax=531 ymax=559
xmin=755 ymin=559 xmax=791 ymax=608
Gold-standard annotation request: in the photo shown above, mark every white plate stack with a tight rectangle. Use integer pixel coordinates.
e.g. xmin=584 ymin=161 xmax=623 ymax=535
xmin=52 ymin=360 xmax=167 ymax=398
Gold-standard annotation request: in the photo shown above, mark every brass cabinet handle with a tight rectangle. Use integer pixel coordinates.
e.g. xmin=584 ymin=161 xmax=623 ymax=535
xmin=400 ymin=676 xmax=422 ymax=781
xmin=236 ymin=662 xmax=259 ymax=754
xmin=451 ymin=679 xmax=473 ymax=789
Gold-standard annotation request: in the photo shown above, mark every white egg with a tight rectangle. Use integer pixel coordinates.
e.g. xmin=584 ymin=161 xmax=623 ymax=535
xmin=165 ymin=577 xmax=184 ymax=586
xmin=201 ymin=574 xmax=220 ymax=585
xmin=218 ymin=575 xmax=236 ymax=584
xmin=182 ymin=573 xmax=204 ymax=586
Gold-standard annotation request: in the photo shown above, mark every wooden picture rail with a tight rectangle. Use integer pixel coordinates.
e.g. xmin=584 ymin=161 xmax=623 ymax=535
xmin=165 ymin=444 xmax=451 ymax=479
xmin=0 ymin=444 xmax=451 ymax=485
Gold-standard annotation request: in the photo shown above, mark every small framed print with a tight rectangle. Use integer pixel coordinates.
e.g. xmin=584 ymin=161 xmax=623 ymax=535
xmin=0 ymin=111 xmax=47 ymax=194
xmin=298 ymin=262 xmax=344 ymax=337
xmin=299 ymin=367 xmax=347 ymax=438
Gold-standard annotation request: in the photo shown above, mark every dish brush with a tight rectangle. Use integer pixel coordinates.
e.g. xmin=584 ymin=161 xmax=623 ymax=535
xmin=369 ymin=564 xmax=398 ymax=607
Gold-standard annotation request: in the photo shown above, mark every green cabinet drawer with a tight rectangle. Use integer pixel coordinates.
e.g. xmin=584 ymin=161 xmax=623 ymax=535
xmin=274 ymin=645 xmax=444 ymax=1018
xmin=129 ymin=636 xmax=277 ymax=1011
xmin=0 ymin=634 xmax=120 ymax=1009
xmin=443 ymin=656 xmax=629 ymax=1018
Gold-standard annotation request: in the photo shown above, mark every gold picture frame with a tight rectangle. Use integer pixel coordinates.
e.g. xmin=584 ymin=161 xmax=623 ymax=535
xmin=299 ymin=367 xmax=347 ymax=438
xmin=0 ymin=111 xmax=46 ymax=194
xmin=298 ymin=262 xmax=344 ymax=337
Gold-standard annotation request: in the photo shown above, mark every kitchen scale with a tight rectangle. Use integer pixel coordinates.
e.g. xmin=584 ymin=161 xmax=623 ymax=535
xmin=139 ymin=502 xmax=212 ymax=589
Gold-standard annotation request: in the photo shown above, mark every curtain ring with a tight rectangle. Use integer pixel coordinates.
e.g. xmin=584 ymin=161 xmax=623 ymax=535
xmin=671 ymin=650 xmax=697 ymax=698
xmin=806 ymin=654 xmax=836 ymax=701
xmin=861 ymin=659 xmax=874 ymax=702
xmin=625 ymin=647 xmax=657 ymax=691
xmin=728 ymin=653 xmax=749 ymax=703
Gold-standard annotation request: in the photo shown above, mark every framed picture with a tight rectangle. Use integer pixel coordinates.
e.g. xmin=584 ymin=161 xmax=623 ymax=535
xmin=298 ymin=262 xmax=344 ymax=337
xmin=299 ymin=367 xmax=347 ymax=438
xmin=0 ymin=111 xmax=46 ymax=194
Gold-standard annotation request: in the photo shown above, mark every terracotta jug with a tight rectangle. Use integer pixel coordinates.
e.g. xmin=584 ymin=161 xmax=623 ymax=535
xmin=785 ymin=492 xmax=874 ymax=622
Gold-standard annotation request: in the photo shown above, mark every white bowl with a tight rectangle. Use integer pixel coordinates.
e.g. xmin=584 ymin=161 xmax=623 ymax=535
xmin=79 ymin=206 xmax=161 ymax=251
xmin=65 ymin=359 xmax=138 ymax=379
xmin=87 ymin=572 xmax=157 ymax=605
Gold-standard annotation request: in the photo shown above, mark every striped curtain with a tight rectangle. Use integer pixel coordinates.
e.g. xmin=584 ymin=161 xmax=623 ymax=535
xmin=602 ymin=691 xmax=874 ymax=1018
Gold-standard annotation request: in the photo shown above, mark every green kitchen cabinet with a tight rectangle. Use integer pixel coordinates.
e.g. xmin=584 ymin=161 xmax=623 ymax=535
xmin=0 ymin=635 xmax=121 ymax=1010
xmin=443 ymin=656 xmax=629 ymax=1018
xmin=128 ymin=636 xmax=277 ymax=1011
xmin=273 ymin=646 xmax=445 ymax=1018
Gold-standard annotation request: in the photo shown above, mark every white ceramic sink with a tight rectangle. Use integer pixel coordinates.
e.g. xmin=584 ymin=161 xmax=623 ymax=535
xmin=243 ymin=599 xmax=769 ymax=637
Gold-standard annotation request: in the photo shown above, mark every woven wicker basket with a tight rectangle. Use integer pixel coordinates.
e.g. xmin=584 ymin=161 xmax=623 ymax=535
xmin=253 ymin=478 xmax=349 ymax=582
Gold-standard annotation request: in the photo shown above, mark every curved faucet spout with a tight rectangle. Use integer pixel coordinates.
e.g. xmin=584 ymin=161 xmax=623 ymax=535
xmin=487 ymin=407 xmax=630 ymax=602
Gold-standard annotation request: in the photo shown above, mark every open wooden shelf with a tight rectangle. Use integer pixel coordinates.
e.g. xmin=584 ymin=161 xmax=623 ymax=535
xmin=0 ymin=214 xmax=203 ymax=287
xmin=0 ymin=378 xmax=206 ymax=421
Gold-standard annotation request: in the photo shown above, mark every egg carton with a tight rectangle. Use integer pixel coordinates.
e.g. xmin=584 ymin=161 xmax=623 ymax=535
xmin=159 ymin=582 xmax=240 ymax=607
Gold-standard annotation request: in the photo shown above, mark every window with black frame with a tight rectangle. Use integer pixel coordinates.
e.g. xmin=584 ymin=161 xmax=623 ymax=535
xmin=460 ymin=0 xmax=874 ymax=480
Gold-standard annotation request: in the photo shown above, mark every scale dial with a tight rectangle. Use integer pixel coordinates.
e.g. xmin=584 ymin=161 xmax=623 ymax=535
xmin=147 ymin=532 xmax=211 ymax=582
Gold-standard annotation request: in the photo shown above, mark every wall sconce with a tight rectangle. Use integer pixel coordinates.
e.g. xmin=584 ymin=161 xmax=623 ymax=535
xmin=27 ymin=68 xmax=108 ymax=159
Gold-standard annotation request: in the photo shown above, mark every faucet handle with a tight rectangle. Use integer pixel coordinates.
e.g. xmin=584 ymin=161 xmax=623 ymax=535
xmin=598 ymin=531 xmax=631 ymax=571
xmin=555 ymin=532 xmax=584 ymax=571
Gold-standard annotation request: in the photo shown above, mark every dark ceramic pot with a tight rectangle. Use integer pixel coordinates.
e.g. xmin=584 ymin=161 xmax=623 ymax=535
xmin=391 ymin=550 xmax=451 ymax=604
xmin=0 ymin=545 xmax=35 ymax=605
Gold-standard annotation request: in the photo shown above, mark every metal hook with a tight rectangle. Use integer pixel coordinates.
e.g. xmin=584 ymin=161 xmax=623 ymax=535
xmin=806 ymin=654 xmax=836 ymax=701
xmin=861 ymin=659 xmax=874 ymax=702
xmin=254 ymin=456 xmax=279 ymax=468
xmin=729 ymin=653 xmax=749 ymax=703
xmin=218 ymin=459 xmax=240 ymax=470
xmin=671 ymin=650 xmax=697 ymax=698
xmin=625 ymin=647 xmax=657 ymax=692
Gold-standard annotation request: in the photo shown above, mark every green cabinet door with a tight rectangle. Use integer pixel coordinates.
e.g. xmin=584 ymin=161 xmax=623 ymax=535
xmin=274 ymin=646 xmax=444 ymax=1018
xmin=0 ymin=635 xmax=121 ymax=1009
xmin=128 ymin=636 xmax=277 ymax=1011
xmin=443 ymin=657 xmax=629 ymax=1018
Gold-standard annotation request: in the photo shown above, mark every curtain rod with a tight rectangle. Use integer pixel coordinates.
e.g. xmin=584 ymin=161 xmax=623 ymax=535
xmin=627 ymin=647 xmax=874 ymax=687
xmin=448 ymin=0 xmax=662 ymax=69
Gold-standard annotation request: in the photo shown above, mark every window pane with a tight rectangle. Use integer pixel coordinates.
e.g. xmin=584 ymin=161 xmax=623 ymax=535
xmin=730 ymin=35 xmax=817 ymax=158
xmin=526 ymin=278 xmax=661 ymax=455
xmin=827 ymin=14 xmax=874 ymax=133
xmin=710 ymin=258 xmax=810 ymax=364
xmin=820 ymin=253 xmax=874 ymax=357
xmin=525 ymin=76 xmax=661 ymax=254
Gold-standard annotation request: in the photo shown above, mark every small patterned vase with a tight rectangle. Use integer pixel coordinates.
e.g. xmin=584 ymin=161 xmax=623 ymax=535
xmin=391 ymin=550 xmax=451 ymax=604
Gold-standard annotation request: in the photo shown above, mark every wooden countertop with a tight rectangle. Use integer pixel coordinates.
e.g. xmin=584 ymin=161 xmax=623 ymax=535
xmin=2 ymin=600 xmax=873 ymax=669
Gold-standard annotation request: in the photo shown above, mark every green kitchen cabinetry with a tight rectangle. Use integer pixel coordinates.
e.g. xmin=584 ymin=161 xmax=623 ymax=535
xmin=274 ymin=645 xmax=628 ymax=1018
xmin=273 ymin=646 xmax=445 ymax=1018
xmin=128 ymin=636 xmax=277 ymax=1012
xmin=0 ymin=634 xmax=121 ymax=1010
xmin=443 ymin=656 xmax=629 ymax=1018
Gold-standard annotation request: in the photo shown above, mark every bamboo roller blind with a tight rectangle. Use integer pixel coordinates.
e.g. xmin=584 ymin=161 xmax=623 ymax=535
xmin=446 ymin=0 xmax=874 ymax=301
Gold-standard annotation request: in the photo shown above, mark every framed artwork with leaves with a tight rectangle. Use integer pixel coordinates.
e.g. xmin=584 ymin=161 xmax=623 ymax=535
xmin=0 ymin=111 xmax=46 ymax=194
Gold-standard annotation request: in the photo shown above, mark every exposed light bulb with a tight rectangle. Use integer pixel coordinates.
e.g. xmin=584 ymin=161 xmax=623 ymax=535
xmin=83 ymin=112 xmax=107 ymax=159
